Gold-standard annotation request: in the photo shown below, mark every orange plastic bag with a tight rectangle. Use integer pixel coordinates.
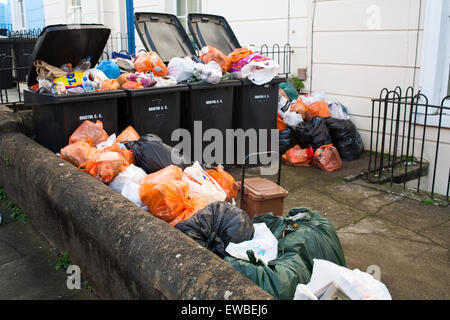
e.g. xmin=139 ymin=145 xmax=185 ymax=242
xmin=229 ymin=47 xmax=253 ymax=64
xmin=290 ymin=98 xmax=308 ymax=120
xmin=69 ymin=120 xmax=109 ymax=146
xmin=282 ymin=145 xmax=314 ymax=167
xmin=117 ymin=126 xmax=140 ymax=144
xmin=200 ymin=46 xmax=232 ymax=73
xmin=277 ymin=114 xmax=287 ymax=131
xmin=100 ymin=79 xmax=120 ymax=91
xmin=79 ymin=151 xmax=124 ymax=183
xmin=117 ymin=73 xmax=132 ymax=86
xmin=306 ymin=101 xmax=331 ymax=121
xmin=103 ymin=143 xmax=136 ymax=171
xmin=121 ymin=81 xmax=143 ymax=89
xmin=60 ymin=141 xmax=100 ymax=167
xmin=134 ymin=51 xmax=168 ymax=76
xmin=143 ymin=180 xmax=207 ymax=226
xmin=313 ymin=144 xmax=342 ymax=172
xmin=139 ymin=165 xmax=183 ymax=194
xmin=207 ymin=167 xmax=238 ymax=202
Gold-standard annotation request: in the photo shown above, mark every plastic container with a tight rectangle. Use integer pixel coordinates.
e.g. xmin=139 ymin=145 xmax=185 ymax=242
xmin=12 ymin=36 xmax=38 ymax=82
xmin=188 ymin=14 xmax=287 ymax=165
xmin=134 ymin=12 xmax=241 ymax=161
xmin=234 ymin=178 xmax=288 ymax=219
xmin=24 ymin=24 xmax=126 ymax=153
xmin=119 ymin=85 xmax=188 ymax=147
xmin=0 ymin=37 xmax=14 ymax=89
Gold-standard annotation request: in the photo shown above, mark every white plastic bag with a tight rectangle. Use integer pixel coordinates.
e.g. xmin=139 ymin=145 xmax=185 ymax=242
xmin=168 ymin=57 xmax=196 ymax=82
xmin=110 ymin=165 xmax=148 ymax=209
xmin=293 ymin=284 xmax=318 ymax=300
xmin=193 ymin=61 xmax=223 ymax=84
xmin=96 ymin=134 xmax=117 ymax=151
xmin=110 ymin=164 xmax=147 ymax=193
xmin=294 ymin=259 xmax=392 ymax=300
xmin=328 ymin=102 xmax=350 ymax=120
xmin=278 ymin=94 xmax=303 ymax=128
xmin=182 ymin=161 xmax=227 ymax=204
xmin=299 ymin=92 xmax=326 ymax=106
xmin=225 ymin=223 xmax=278 ymax=265
xmin=241 ymin=59 xmax=280 ymax=85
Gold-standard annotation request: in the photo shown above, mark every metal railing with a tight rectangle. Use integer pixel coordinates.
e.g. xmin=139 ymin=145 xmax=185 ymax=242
xmin=367 ymin=87 xmax=450 ymax=200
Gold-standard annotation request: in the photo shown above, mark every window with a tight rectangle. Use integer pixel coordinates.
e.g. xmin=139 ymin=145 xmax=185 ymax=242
xmin=71 ymin=0 xmax=82 ymax=24
xmin=17 ymin=0 xmax=25 ymax=29
xmin=176 ymin=0 xmax=201 ymax=33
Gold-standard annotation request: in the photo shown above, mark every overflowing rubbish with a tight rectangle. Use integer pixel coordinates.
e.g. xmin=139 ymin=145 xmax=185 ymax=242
xmin=326 ymin=118 xmax=364 ymax=161
xmin=176 ymin=201 xmax=255 ymax=258
xmin=294 ymin=259 xmax=392 ymax=300
xmin=313 ymin=144 xmax=342 ymax=172
xmin=225 ymin=251 xmax=311 ymax=300
xmin=225 ymin=223 xmax=278 ymax=265
xmin=282 ymin=145 xmax=314 ymax=167
xmin=253 ymin=208 xmax=347 ymax=272
xmin=200 ymin=46 xmax=231 ymax=73
xmin=294 ymin=117 xmax=332 ymax=152
xmin=125 ymin=134 xmax=186 ymax=174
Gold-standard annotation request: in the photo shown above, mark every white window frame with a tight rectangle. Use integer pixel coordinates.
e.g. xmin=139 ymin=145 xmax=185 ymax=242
xmin=70 ymin=0 xmax=82 ymax=24
xmin=417 ymin=0 xmax=450 ymax=127
xmin=174 ymin=0 xmax=202 ymax=32
xmin=10 ymin=0 xmax=26 ymax=31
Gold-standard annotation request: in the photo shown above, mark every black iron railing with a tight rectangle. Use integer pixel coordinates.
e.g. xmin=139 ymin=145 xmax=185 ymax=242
xmin=368 ymin=87 xmax=450 ymax=200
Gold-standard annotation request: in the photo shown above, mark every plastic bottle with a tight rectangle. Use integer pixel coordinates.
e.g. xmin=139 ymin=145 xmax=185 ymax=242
xmin=60 ymin=63 xmax=73 ymax=73
xmin=75 ymin=56 xmax=92 ymax=72
xmin=82 ymin=76 xmax=95 ymax=93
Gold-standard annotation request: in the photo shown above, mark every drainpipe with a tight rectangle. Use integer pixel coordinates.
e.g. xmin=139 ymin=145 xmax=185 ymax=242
xmin=126 ymin=0 xmax=135 ymax=55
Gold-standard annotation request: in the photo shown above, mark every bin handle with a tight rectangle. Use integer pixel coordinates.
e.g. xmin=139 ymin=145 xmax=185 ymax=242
xmin=240 ymin=151 xmax=282 ymax=205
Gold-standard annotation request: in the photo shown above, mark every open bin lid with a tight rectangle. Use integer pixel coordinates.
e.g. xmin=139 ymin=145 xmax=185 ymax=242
xmin=188 ymin=14 xmax=241 ymax=55
xmin=134 ymin=12 xmax=197 ymax=64
xmin=27 ymin=24 xmax=111 ymax=87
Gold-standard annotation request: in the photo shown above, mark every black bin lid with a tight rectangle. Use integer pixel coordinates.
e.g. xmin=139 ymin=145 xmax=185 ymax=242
xmin=27 ymin=24 xmax=111 ymax=87
xmin=134 ymin=12 xmax=196 ymax=64
xmin=188 ymin=14 xmax=241 ymax=55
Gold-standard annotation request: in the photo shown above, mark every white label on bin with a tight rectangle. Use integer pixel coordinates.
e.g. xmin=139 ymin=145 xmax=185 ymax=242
xmin=254 ymin=94 xmax=270 ymax=100
xmin=205 ymin=99 xmax=223 ymax=105
xmin=148 ymin=105 xmax=168 ymax=112
xmin=79 ymin=114 xmax=103 ymax=121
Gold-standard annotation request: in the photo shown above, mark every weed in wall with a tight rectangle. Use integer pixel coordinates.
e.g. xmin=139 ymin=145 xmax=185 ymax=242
xmin=55 ymin=251 xmax=72 ymax=271
xmin=8 ymin=201 xmax=28 ymax=224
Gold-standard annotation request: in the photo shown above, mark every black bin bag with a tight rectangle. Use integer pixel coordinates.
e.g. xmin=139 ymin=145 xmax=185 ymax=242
xmin=326 ymin=118 xmax=364 ymax=161
xmin=253 ymin=208 xmax=346 ymax=273
xmin=224 ymin=251 xmax=311 ymax=300
xmin=293 ymin=117 xmax=331 ymax=151
xmin=125 ymin=134 xmax=189 ymax=174
xmin=175 ymin=202 xmax=255 ymax=258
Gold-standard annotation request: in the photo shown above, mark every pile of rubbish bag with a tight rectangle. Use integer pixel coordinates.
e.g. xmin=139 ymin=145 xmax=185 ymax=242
xmin=277 ymin=85 xmax=365 ymax=172
xmin=59 ymin=120 xmax=390 ymax=301
xmin=29 ymin=46 xmax=280 ymax=94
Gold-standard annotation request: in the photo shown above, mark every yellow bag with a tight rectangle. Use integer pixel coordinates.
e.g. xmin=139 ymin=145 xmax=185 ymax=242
xmin=53 ymin=72 xmax=84 ymax=89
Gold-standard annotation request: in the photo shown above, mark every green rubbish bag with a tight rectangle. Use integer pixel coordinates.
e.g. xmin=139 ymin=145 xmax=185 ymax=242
xmin=279 ymin=81 xmax=299 ymax=102
xmin=225 ymin=250 xmax=311 ymax=300
xmin=253 ymin=208 xmax=346 ymax=272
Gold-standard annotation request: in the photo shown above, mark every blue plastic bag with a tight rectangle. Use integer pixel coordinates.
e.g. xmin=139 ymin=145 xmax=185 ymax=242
xmin=96 ymin=60 xmax=121 ymax=79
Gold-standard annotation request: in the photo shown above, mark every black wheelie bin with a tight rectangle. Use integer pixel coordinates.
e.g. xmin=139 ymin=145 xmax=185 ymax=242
xmin=24 ymin=24 xmax=126 ymax=153
xmin=188 ymin=13 xmax=286 ymax=165
xmin=134 ymin=12 xmax=241 ymax=164
xmin=119 ymin=13 xmax=190 ymax=147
